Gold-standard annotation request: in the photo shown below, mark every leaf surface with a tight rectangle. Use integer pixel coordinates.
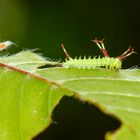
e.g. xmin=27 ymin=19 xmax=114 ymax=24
xmin=37 ymin=68 xmax=140 ymax=140
xmin=0 ymin=51 xmax=69 ymax=140
xmin=0 ymin=50 xmax=140 ymax=140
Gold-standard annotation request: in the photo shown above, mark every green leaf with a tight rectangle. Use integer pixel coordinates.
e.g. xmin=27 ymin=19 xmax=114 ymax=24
xmin=37 ymin=68 xmax=140 ymax=140
xmin=0 ymin=50 xmax=59 ymax=71
xmin=0 ymin=51 xmax=69 ymax=140
xmin=0 ymin=50 xmax=140 ymax=140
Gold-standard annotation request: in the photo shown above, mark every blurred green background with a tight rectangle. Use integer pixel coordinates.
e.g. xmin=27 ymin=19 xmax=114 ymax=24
xmin=1 ymin=0 xmax=140 ymax=139
xmin=1 ymin=0 xmax=140 ymax=68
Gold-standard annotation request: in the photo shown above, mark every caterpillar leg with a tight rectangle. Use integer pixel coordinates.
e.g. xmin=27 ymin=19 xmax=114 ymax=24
xmin=61 ymin=44 xmax=71 ymax=60
xmin=91 ymin=38 xmax=110 ymax=57
xmin=117 ymin=46 xmax=136 ymax=60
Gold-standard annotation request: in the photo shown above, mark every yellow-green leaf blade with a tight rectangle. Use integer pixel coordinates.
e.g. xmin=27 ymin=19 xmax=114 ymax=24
xmin=37 ymin=68 xmax=140 ymax=140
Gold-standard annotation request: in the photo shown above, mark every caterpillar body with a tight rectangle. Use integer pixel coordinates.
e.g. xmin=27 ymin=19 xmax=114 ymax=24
xmin=61 ymin=38 xmax=135 ymax=69
xmin=63 ymin=57 xmax=121 ymax=69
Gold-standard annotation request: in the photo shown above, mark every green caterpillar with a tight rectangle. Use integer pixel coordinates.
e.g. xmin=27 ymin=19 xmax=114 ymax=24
xmin=61 ymin=38 xmax=135 ymax=69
